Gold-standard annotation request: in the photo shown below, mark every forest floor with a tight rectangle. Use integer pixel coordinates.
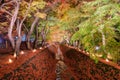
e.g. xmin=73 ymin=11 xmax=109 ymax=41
xmin=0 ymin=43 xmax=120 ymax=80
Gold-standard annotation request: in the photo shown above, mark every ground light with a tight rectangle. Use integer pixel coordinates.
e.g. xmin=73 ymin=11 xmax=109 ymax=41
xmin=20 ymin=51 xmax=24 ymax=54
xmin=82 ymin=50 xmax=85 ymax=53
xmin=39 ymin=47 xmax=42 ymax=50
xmin=33 ymin=49 xmax=37 ymax=52
xmin=8 ymin=58 xmax=13 ymax=63
xmin=106 ymin=58 xmax=109 ymax=62
xmin=78 ymin=49 xmax=81 ymax=51
xmin=13 ymin=53 xmax=17 ymax=58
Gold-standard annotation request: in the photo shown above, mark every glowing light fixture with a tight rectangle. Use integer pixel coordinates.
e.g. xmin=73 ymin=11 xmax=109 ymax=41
xmin=20 ymin=51 xmax=24 ymax=54
xmin=39 ymin=47 xmax=42 ymax=50
xmin=83 ymin=51 xmax=85 ymax=53
xmin=13 ymin=53 xmax=17 ymax=58
xmin=95 ymin=46 xmax=100 ymax=50
xmin=78 ymin=49 xmax=81 ymax=51
xmin=9 ymin=58 xmax=13 ymax=63
xmin=33 ymin=49 xmax=36 ymax=52
xmin=105 ymin=59 xmax=109 ymax=62
xmin=86 ymin=52 xmax=89 ymax=54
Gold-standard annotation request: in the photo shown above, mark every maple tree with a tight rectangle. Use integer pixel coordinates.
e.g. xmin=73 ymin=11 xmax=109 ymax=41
xmin=56 ymin=0 xmax=120 ymax=62
xmin=0 ymin=0 xmax=119 ymax=63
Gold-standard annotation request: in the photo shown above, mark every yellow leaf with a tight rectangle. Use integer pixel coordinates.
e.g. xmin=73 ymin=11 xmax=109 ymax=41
xmin=35 ymin=12 xmax=47 ymax=19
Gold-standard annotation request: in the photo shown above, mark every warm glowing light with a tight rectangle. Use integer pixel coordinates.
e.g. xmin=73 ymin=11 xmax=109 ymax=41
xmin=86 ymin=52 xmax=89 ymax=54
xmin=13 ymin=53 xmax=17 ymax=58
xmin=83 ymin=51 xmax=85 ymax=53
xmin=33 ymin=49 xmax=37 ymax=52
xmin=106 ymin=59 xmax=109 ymax=62
xmin=78 ymin=49 xmax=81 ymax=51
xmin=20 ymin=51 xmax=24 ymax=54
xmin=39 ymin=47 xmax=42 ymax=50
xmin=9 ymin=58 xmax=13 ymax=63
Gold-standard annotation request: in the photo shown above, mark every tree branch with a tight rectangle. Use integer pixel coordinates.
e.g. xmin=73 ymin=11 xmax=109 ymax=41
xmin=0 ymin=0 xmax=15 ymax=9
xmin=8 ymin=0 xmax=19 ymax=49
xmin=18 ymin=0 xmax=32 ymax=36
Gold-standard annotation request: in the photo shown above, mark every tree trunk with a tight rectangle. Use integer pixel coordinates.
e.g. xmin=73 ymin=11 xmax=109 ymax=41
xmin=14 ymin=0 xmax=31 ymax=55
xmin=102 ymin=31 xmax=105 ymax=46
xmin=34 ymin=25 xmax=39 ymax=48
xmin=27 ymin=17 xmax=40 ymax=49
xmin=41 ymin=27 xmax=46 ymax=46
xmin=100 ymin=27 xmax=107 ymax=56
xmin=15 ymin=36 xmax=21 ymax=55
xmin=8 ymin=1 xmax=19 ymax=49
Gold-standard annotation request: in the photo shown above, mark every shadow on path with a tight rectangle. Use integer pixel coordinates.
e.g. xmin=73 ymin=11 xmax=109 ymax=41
xmin=0 ymin=43 xmax=120 ymax=80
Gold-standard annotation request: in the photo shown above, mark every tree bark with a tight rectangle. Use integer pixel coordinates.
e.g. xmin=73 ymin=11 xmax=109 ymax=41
xmin=27 ymin=17 xmax=40 ymax=49
xmin=15 ymin=19 xmax=22 ymax=55
xmin=8 ymin=1 xmax=19 ymax=49
xmin=15 ymin=0 xmax=32 ymax=55
xmin=34 ymin=24 xmax=39 ymax=48
xmin=26 ymin=0 xmax=60 ymax=48
xmin=15 ymin=36 xmax=22 ymax=55
xmin=101 ymin=31 xmax=105 ymax=46
xmin=41 ymin=27 xmax=46 ymax=46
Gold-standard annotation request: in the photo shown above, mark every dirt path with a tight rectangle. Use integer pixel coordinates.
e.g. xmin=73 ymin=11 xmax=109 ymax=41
xmin=0 ymin=44 xmax=120 ymax=80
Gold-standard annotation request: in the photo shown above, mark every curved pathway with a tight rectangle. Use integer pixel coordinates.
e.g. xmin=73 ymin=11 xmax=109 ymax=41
xmin=0 ymin=43 xmax=120 ymax=80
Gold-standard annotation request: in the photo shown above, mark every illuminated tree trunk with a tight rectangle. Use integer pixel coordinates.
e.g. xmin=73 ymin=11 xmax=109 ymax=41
xmin=15 ymin=36 xmax=22 ymax=55
xmin=27 ymin=17 xmax=40 ymax=49
xmin=34 ymin=24 xmax=39 ymax=48
xmin=101 ymin=31 xmax=106 ymax=46
xmin=99 ymin=27 xmax=107 ymax=55
xmin=8 ymin=1 xmax=19 ymax=49
xmin=101 ymin=31 xmax=107 ymax=55
xmin=40 ymin=26 xmax=49 ymax=46
xmin=15 ymin=0 xmax=31 ymax=55
xmin=41 ymin=27 xmax=46 ymax=46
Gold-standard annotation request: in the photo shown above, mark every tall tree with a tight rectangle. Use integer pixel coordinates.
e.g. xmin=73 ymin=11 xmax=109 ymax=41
xmin=50 ymin=0 xmax=120 ymax=62
xmin=71 ymin=0 xmax=120 ymax=62
xmin=0 ymin=0 xmax=46 ymax=55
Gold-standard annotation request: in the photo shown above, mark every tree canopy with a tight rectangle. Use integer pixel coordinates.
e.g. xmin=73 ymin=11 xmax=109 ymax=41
xmin=0 ymin=0 xmax=120 ymax=62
